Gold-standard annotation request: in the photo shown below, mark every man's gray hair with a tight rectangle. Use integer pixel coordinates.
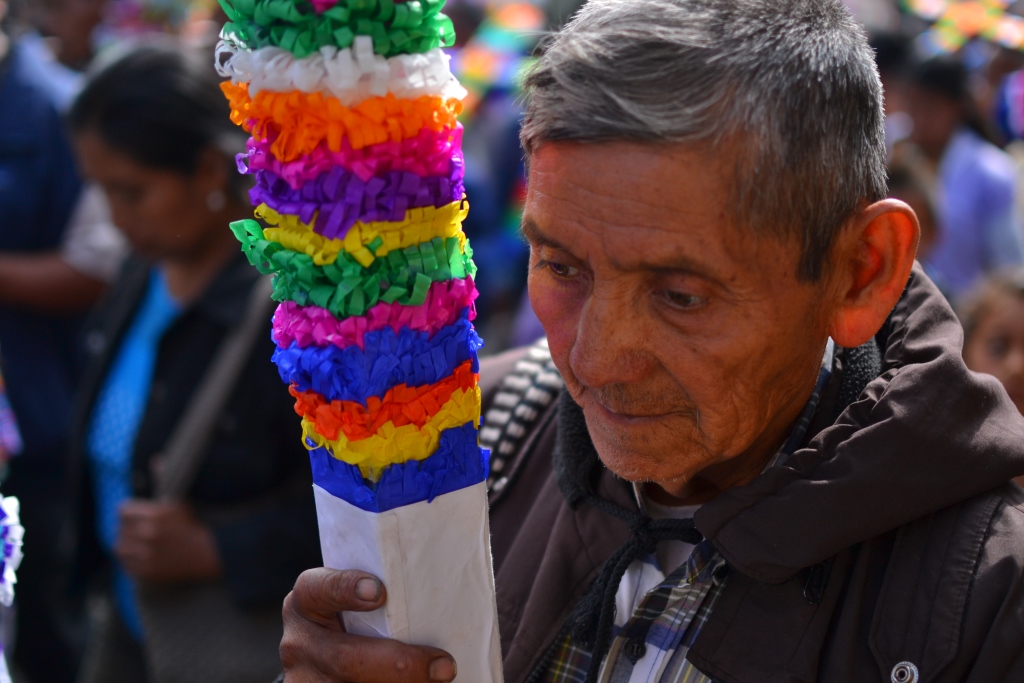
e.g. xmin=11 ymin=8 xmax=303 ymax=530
xmin=520 ymin=0 xmax=887 ymax=281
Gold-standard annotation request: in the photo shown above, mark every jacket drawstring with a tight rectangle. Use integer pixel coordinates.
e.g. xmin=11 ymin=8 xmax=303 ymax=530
xmin=565 ymin=494 xmax=704 ymax=683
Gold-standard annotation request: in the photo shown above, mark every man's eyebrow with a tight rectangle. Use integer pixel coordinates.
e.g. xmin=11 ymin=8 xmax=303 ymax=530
xmin=522 ymin=217 xmax=724 ymax=284
xmin=520 ymin=218 xmax=567 ymax=250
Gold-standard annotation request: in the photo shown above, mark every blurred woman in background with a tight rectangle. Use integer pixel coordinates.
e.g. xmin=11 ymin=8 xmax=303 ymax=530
xmin=66 ymin=44 xmax=320 ymax=683
xmin=908 ymin=56 xmax=1024 ymax=298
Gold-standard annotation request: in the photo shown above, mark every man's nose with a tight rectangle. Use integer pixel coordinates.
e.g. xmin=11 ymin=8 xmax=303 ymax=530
xmin=569 ymin=290 xmax=651 ymax=388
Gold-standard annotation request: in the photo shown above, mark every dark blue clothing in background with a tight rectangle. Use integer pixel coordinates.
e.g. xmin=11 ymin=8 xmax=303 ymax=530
xmin=0 ymin=42 xmax=86 ymax=683
xmin=0 ymin=42 xmax=83 ymax=469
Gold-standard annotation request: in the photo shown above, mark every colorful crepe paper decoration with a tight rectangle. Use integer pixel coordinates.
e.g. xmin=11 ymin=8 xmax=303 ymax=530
xmin=218 ymin=1 xmax=502 ymax=677
xmin=903 ymin=0 xmax=1024 ymax=54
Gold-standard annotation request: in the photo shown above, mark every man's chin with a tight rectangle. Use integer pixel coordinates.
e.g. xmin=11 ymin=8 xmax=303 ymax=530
xmin=587 ymin=431 xmax=707 ymax=487
xmin=581 ymin=405 xmax=713 ymax=480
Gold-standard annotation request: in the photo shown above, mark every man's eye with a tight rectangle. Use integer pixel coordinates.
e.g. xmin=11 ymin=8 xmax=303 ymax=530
xmin=661 ymin=290 xmax=706 ymax=311
xmin=545 ymin=261 xmax=579 ymax=278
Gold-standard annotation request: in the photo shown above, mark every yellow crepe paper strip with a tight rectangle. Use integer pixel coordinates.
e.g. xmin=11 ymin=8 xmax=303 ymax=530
xmin=301 ymin=386 xmax=482 ymax=481
xmin=256 ymin=201 xmax=470 ymax=267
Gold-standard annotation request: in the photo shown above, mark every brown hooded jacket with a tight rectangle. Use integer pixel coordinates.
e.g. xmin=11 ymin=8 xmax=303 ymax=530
xmin=482 ymin=266 xmax=1024 ymax=683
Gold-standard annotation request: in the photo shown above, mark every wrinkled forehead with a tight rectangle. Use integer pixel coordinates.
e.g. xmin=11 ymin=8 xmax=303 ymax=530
xmin=526 ymin=140 xmax=735 ymax=220
xmin=523 ymin=140 xmax=798 ymax=280
xmin=524 ymin=141 xmax=749 ymax=242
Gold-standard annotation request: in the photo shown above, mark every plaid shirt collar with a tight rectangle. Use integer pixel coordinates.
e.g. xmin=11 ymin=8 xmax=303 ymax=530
xmin=539 ymin=340 xmax=836 ymax=683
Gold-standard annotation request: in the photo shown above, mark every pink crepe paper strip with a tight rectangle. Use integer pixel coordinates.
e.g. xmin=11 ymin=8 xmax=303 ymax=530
xmin=310 ymin=0 xmax=337 ymax=12
xmin=272 ymin=277 xmax=478 ymax=350
xmin=240 ymin=125 xmax=463 ymax=190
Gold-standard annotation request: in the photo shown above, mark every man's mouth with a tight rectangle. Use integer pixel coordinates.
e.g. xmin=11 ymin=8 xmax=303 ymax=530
xmin=590 ymin=399 xmax=676 ymax=425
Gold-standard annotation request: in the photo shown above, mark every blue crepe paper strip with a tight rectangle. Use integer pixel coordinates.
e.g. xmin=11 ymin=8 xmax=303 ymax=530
xmin=309 ymin=421 xmax=489 ymax=512
xmin=273 ymin=313 xmax=482 ymax=403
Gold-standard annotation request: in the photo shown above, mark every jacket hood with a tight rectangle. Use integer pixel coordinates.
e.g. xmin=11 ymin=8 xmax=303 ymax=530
xmin=695 ymin=264 xmax=1024 ymax=583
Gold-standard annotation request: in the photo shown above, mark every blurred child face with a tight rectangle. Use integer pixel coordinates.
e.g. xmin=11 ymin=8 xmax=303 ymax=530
xmin=75 ymin=130 xmax=228 ymax=263
xmin=964 ymin=293 xmax=1024 ymax=415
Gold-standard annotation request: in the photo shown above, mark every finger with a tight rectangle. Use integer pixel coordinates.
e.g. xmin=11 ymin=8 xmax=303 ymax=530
xmin=123 ymin=514 xmax=160 ymax=541
xmin=115 ymin=536 xmax=155 ymax=566
xmin=118 ymin=499 xmax=153 ymax=519
xmin=289 ymin=568 xmax=387 ymax=625
xmin=281 ymin=617 xmax=457 ymax=683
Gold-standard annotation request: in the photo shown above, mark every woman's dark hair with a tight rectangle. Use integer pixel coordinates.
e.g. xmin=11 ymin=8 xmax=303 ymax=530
xmin=956 ymin=268 xmax=1024 ymax=343
xmin=69 ymin=42 xmax=248 ymax=195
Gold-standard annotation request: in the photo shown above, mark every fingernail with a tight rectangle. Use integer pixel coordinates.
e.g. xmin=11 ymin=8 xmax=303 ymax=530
xmin=355 ymin=577 xmax=381 ymax=602
xmin=429 ymin=656 xmax=456 ymax=682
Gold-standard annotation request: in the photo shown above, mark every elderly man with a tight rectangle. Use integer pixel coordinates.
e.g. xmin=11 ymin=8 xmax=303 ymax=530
xmin=278 ymin=1 xmax=1024 ymax=682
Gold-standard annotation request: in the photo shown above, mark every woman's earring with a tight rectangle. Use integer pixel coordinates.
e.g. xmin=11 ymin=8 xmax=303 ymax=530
xmin=206 ymin=190 xmax=227 ymax=213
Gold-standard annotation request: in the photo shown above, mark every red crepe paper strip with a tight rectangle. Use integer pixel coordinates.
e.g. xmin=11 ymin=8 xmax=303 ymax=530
xmin=291 ymin=359 xmax=478 ymax=442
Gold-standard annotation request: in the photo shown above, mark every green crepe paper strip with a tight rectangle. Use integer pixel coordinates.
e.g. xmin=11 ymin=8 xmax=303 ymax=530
xmin=219 ymin=0 xmax=455 ymax=58
xmin=230 ymin=219 xmax=477 ymax=317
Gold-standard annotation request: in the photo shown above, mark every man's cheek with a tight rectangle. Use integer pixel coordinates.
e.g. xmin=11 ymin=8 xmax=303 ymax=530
xmin=528 ymin=275 xmax=579 ymax=346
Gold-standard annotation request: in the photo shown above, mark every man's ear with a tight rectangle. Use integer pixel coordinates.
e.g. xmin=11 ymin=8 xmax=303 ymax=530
xmin=827 ymin=199 xmax=920 ymax=348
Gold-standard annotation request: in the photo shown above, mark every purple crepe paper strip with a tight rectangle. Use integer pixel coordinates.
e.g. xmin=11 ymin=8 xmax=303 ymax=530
xmin=249 ymin=166 xmax=466 ymax=240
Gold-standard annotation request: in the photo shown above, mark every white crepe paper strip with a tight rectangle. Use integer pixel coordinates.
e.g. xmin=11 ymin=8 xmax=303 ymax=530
xmin=216 ymin=36 xmax=468 ymax=106
xmin=313 ymin=482 xmax=503 ymax=682
xmin=0 ymin=497 xmax=23 ymax=608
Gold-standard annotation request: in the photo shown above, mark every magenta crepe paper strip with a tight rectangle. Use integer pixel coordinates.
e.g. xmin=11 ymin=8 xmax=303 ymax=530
xmin=240 ymin=126 xmax=464 ymax=189
xmin=272 ymin=277 xmax=478 ymax=350
xmin=309 ymin=0 xmax=336 ymax=12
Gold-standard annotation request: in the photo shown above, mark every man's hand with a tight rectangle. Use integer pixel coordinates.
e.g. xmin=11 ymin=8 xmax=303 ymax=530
xmin=280 ymin=568 xmax=458 ymax=683
xmin=115 ymin=500 xmax=223 ymax=582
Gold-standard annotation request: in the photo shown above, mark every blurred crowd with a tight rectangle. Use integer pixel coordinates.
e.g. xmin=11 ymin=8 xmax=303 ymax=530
xmin=0 ymin=0 xmax=1022 ymax=682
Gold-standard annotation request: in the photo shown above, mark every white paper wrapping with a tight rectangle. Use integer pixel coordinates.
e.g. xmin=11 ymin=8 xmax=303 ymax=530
xmin=313 ymin=482 xmax=503 ymax=682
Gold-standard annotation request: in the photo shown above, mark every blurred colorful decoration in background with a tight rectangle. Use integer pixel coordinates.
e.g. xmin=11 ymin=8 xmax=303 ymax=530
xmin=450 ymin=2 xmax=544 ymax=318
xmin=451 ymin=2 xmax=544 ymax=121
xmin=102 ymin=0 xmax=191 ymax=36
xmin=0 ymin=368 xmax=21 ymax=466
xmin=995 ymin=64 xmax=1024 ymax=136
xmin=903 ymin=0 xmax=1024 ymax=54
xmin=97 ymin=0 xmax=221 ymax=43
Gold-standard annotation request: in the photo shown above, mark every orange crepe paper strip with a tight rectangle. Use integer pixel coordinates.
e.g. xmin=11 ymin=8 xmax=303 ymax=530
xmin=290 ymin=360 xmax=479 ymax=442
xmin=222 ymin=82 xmax=464 ymax=162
